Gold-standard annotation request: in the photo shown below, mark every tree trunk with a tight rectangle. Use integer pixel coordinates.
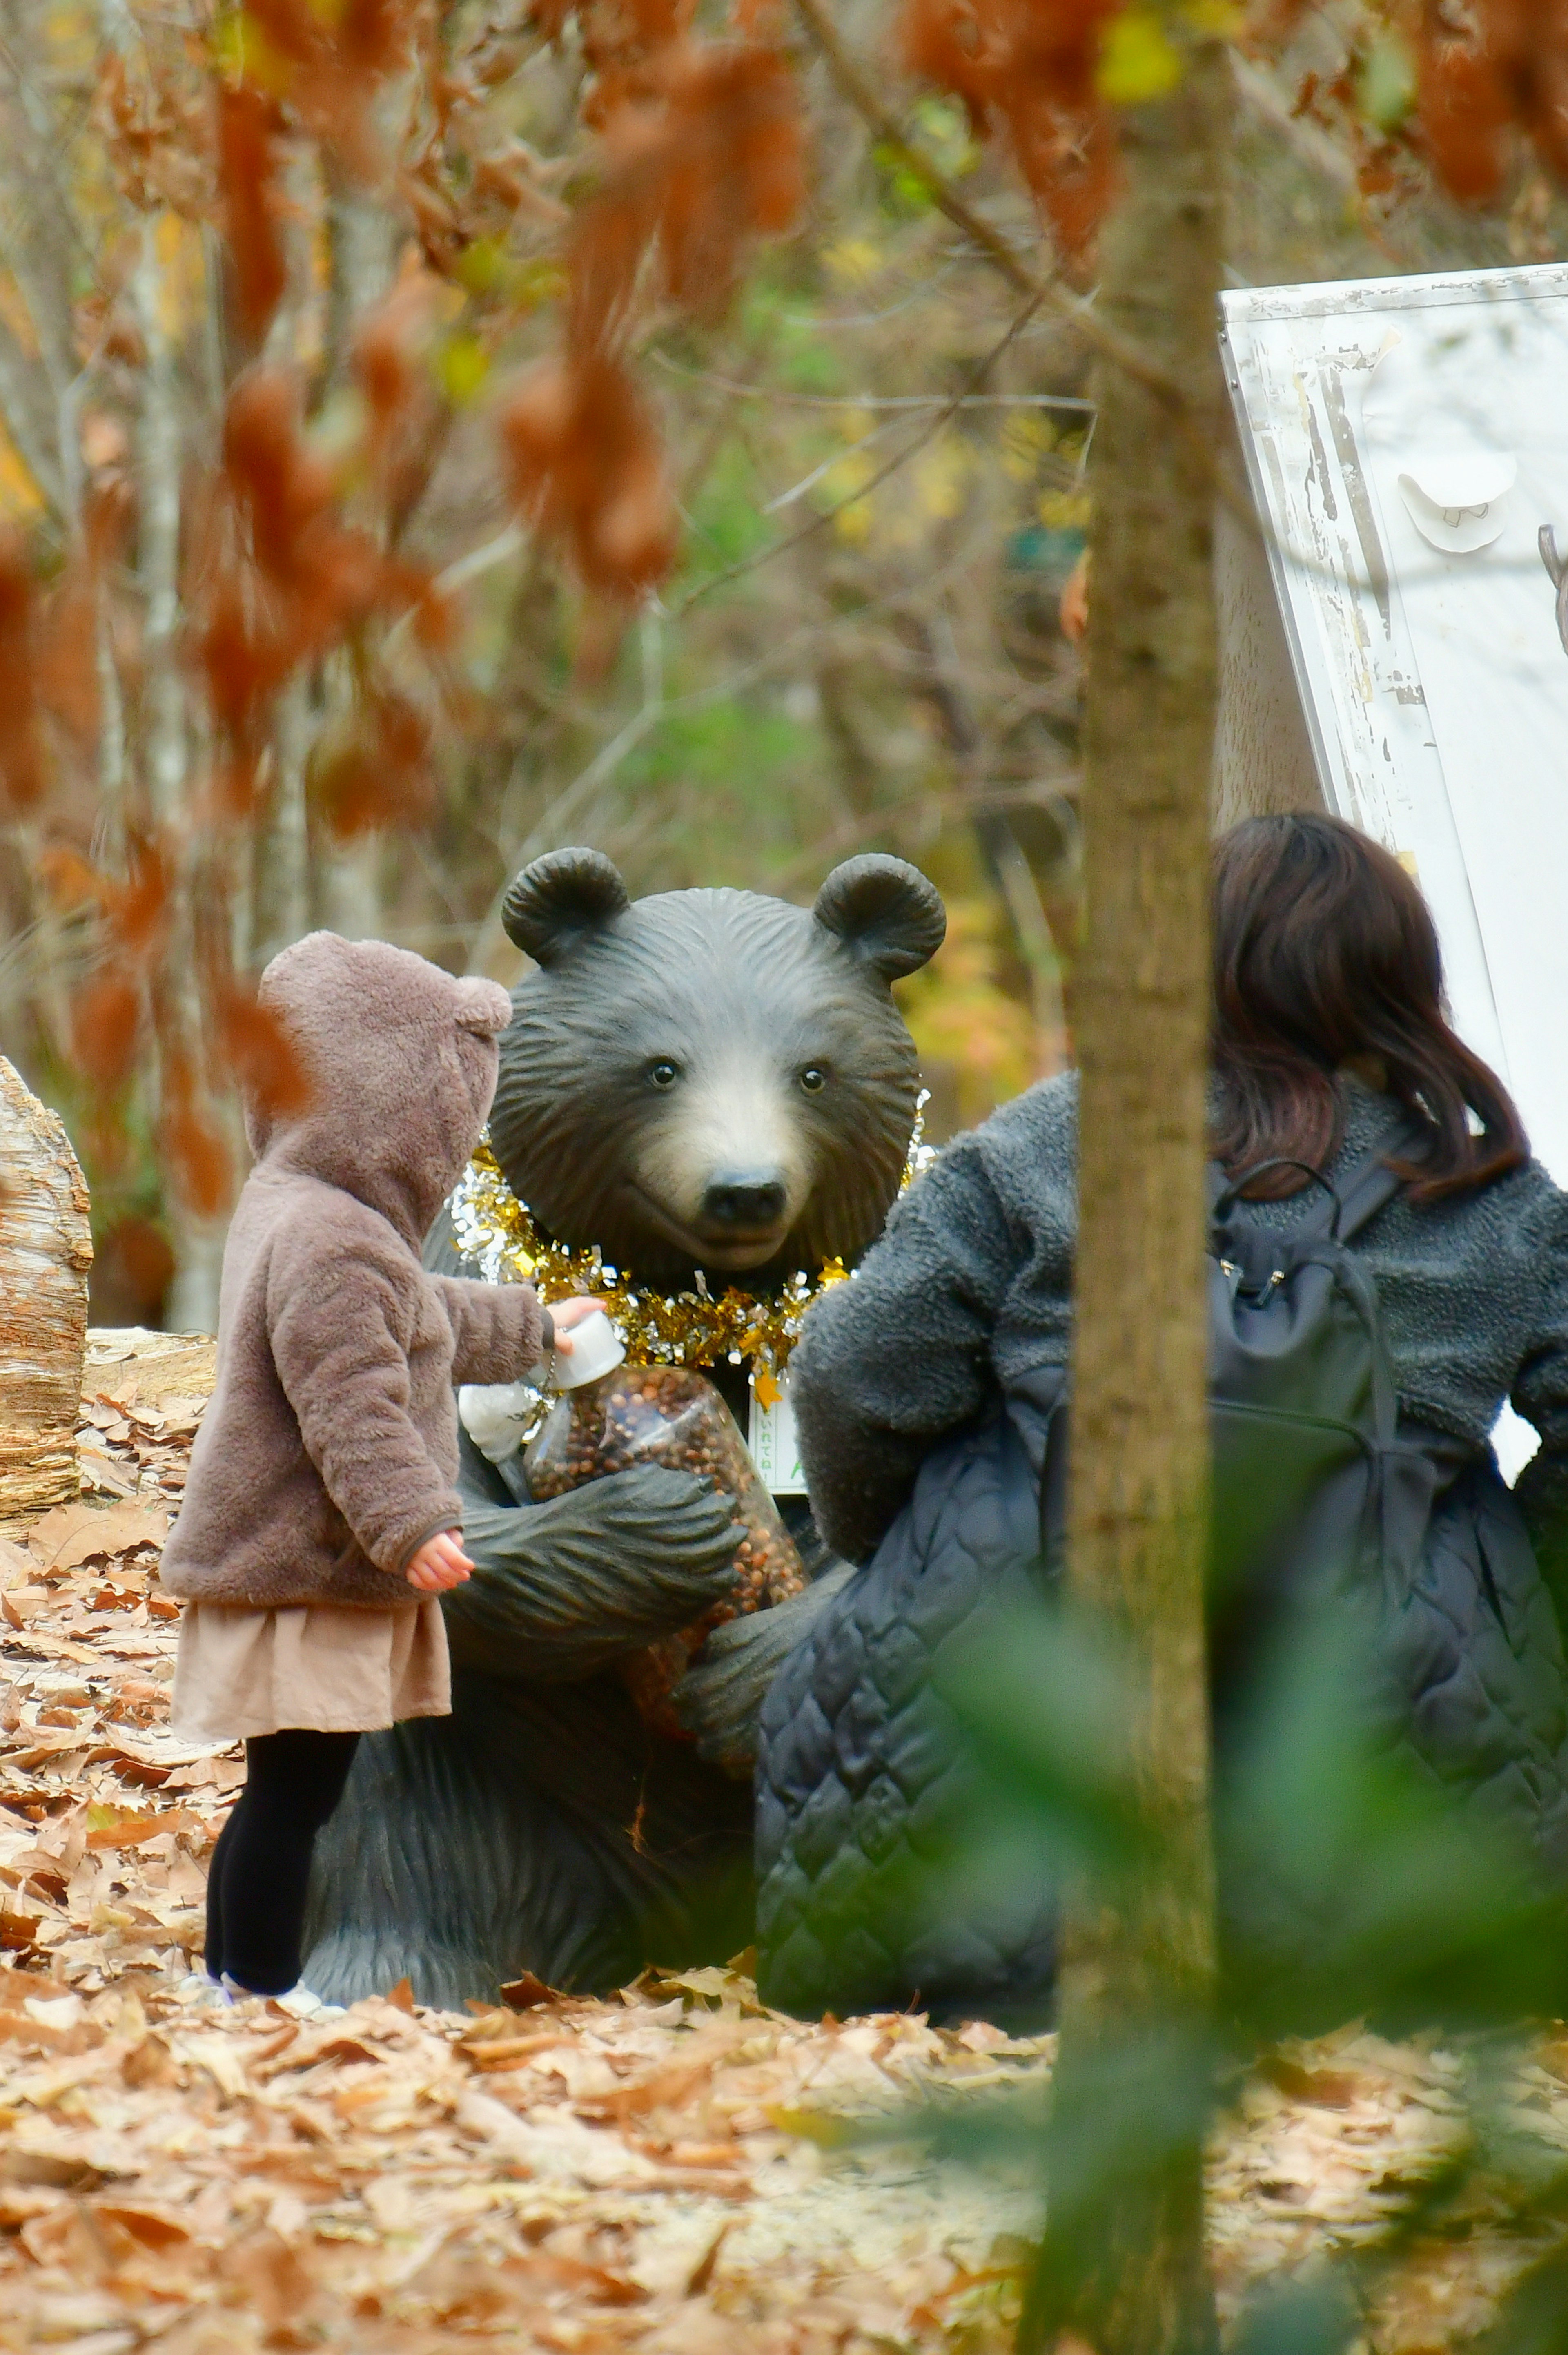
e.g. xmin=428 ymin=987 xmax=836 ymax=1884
xmin=1022 ymin=43 xmax=1231 ymax=2355
xmin=0 ymin=1058 xmax=92 ymax=1529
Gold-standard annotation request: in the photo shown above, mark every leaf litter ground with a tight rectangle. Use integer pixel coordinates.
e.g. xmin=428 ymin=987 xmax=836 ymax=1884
xmin=0 ymin=1331 xmax=1565 ymax=2352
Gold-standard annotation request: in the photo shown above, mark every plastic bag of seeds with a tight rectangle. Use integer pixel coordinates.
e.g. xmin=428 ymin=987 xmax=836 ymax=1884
xmin=523 ymin=1310 xmax=804 ymax=1739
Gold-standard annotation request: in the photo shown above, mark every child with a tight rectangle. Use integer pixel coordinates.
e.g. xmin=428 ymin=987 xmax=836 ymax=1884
xmin=160 ymin=932 xmax=600 ymax=2005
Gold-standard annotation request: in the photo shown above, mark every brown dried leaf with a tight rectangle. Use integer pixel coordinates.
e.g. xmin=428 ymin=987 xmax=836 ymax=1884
xmin=28 ymin=1505 xmax=168 ymax=1574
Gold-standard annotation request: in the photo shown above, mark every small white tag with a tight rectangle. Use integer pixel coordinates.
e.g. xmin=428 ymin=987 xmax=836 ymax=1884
xmin=748 ymin=1370 xmax=807 ymax=1495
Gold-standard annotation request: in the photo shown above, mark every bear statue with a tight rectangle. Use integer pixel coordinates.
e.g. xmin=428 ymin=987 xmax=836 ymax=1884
xmin=300 ymin=847 xmax=946 ymax=2009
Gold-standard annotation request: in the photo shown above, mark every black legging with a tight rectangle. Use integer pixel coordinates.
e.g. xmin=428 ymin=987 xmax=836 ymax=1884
xmin=205 ymin=1729 xmax=361 ymax=1995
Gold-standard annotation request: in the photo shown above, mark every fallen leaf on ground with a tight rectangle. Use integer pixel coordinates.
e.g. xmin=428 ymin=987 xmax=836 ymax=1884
xmin=27 ymin=1504 xmax=169 ymax=1573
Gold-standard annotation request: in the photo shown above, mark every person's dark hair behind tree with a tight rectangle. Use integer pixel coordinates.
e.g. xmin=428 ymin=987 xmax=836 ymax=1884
xmin=1211 ymin=812 xmax=1528 ymax=1200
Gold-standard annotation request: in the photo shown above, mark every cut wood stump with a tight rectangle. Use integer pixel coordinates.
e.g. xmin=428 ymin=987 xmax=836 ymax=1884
xmin=0 ymin=1056 xmax=91 ymax=1529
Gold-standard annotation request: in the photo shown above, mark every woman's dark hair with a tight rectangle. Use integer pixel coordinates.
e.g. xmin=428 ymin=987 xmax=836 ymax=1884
xmin=1211 ymin=813 xmax=1527 ymax=1200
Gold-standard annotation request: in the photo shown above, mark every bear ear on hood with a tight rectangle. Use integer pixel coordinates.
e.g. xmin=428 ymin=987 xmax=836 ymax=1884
xmin=503 ymin=848 xmax=630 ymax=966
xmin=453 ymin=976 xmax=513 ymax=1036
xmin=813 ymin=855 xmax=946 ymax=981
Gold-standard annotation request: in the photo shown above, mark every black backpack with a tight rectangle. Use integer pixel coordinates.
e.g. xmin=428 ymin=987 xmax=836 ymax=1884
xmin=1204 ymin=1143 xmax=1414 ymax=1690
xmin=1035 ymin=1138 xmax=1420 ymax=1626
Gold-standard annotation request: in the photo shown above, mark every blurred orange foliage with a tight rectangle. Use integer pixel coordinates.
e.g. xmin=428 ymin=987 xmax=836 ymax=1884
xmin=216 ymin=986 xmax=316 ymax=1125
xmin=900 ymin=0 xmax=1121 ymax=256
xmin=1413 ymin=0 xmax=1568 ymax=202
xmin=72 ymin=976 xmax=143 ymax=1093
xmin=217 ymin=85 xmax=289 ymax=349
xmin=513 ymin=3 xmax=804 ymax=603
xmin=500 ymin=353 xmax=677 ymax=599
xmin=0 ymin=529 xmax=45 ymax=810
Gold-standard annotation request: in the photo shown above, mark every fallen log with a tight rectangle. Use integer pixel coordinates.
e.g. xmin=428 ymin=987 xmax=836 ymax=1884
xmin=0 ymin=1057 xmax=91 ymax=1529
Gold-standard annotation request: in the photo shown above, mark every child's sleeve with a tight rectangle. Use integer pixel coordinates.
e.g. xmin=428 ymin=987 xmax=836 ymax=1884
xmin=427 ymin=1275 xmax=549 ymax=1386
xmin=268 ymin=1227 xmax=463 ymax=1575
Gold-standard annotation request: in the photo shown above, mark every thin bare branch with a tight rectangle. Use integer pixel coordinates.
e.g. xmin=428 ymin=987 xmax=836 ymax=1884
xmin=671 ymin=289 xmax=1048 ymax=616
xmin=790 ymin=0 xmax=1189 ymax=413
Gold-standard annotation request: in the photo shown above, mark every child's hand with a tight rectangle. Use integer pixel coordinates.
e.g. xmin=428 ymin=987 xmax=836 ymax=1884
xmin=548 ymin=1295 xmax=610 ymax=1358
xmin=406 ymin=1530 xmax=473 ymax=1592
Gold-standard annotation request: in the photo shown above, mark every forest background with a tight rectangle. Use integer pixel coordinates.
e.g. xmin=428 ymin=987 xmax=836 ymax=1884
xmin=2 ymin=0 xmax=1555 ymax=1336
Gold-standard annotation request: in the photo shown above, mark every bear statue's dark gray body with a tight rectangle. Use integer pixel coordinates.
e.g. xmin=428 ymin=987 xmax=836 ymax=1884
xmin=301 ymin=850 xmax=945 ymax=2009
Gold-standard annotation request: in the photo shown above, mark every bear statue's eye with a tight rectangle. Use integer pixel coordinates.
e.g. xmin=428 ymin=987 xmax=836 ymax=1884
xmin=647 ymin=1059 xmax=679 ymax=1090
xmin=800 ymin=1066 xmax=827 ymax=1094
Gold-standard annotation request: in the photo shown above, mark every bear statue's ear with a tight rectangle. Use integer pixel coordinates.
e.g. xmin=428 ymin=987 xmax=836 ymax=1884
xmin=813 ymin=855 xmax=946 ymax=981
xmin=503 ymin=848 xmax=630 ymax=966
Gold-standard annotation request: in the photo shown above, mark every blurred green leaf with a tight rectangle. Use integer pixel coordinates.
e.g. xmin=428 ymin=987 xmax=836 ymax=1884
xmin=1357 ymin=33 xmax=1417 ymax=134
xmin=940 ymin=1601 xmax=1152 ymax=1883
xmin=1229 ymin=2276 xmax=1360 ymax=2355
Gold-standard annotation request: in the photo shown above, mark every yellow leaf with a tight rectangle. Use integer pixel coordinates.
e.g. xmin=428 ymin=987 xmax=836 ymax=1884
xmin=1096 ymin=10 xmax=1185 ymax=105
xmin=1179 ymin=0 xmax=1243 ymax=33
xmin=437 ymin=331 xmax=490 ymax=406
xmin=215 ymin=9 xmax=294 ymax=98
xmin=454 ymin=237 xmax=510 ymax=298
xmin=822 ymin=237 xmax=881 ymax=286
xmin=1038 ymin=488 xmax=1090 ymax=530
xmin=511 ymin=257 xmax=568 ymax=314
xmin=155 ymin=216 xmax=206 ymax=342
xmin=0 ymin=425 xmax=44 ymax=521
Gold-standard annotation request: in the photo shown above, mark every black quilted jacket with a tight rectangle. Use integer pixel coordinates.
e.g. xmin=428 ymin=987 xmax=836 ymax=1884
xmin=755 ymin=1075 xmax=1568 ymax=2023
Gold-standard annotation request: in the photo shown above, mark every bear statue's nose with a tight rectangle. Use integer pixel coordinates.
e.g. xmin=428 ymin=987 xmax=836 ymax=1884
xmin=703 ymin=1172 xmax=788 ymax=1229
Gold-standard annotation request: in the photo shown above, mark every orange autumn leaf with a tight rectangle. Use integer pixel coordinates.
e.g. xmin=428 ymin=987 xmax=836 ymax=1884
xmin=509 ymin=22 xmax=801 ymax=600
xmin=309 ymin=690 xmax=436 ymax=838
xmin=570 ymin=42 xmax=805 ymax=345
xmin=0 ymin=528 xmax=45 ymax=810
xmin=900 ymin=0 xmax=1121 ymax=257
xmin=499 ymin=353 xmax=677 ymax=600
xmin=217 ymin=84 xmax=288 ymax=350
xmin=163 ymin=1091 xmax=232 ymax=1218
xmin=1408 ymin=0 xmax=1568 ymax=202
xmin=216 ymin=986 xmax=316 ymax=1123
xmin=72 ymin=973 xmax=142 ymax=1091
xmin=108 ymin=839 xmax=170 ymax=959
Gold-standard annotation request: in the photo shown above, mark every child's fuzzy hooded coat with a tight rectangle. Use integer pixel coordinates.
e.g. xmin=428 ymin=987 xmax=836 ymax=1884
xmin=160 ymin=933 xmax=546 ymax=1611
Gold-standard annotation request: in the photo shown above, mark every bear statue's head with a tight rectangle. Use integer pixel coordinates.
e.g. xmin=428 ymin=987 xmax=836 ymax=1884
xmin=488 ymin=849 xmax=946 ymax=1285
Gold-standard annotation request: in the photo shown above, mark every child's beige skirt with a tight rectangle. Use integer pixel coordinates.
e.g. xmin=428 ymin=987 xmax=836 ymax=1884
xmin=170 ymin=1598 xmax=450 ymax=1744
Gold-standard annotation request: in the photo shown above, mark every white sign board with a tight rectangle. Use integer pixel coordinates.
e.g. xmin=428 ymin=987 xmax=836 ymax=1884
xmin=1221 ymin=263 xmax=1568 ymax=1182
xmin=748 ymin=1372 xmax=807 ymax=1495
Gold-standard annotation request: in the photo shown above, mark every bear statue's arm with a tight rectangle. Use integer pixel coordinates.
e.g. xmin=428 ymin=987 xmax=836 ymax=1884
xmin=670 ymin=1563 xmax=856 ymax=1775
xmin=441 ymin=1427 xmax=747 ymax=1682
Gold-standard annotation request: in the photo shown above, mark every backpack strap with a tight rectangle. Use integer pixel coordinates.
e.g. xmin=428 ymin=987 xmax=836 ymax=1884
xmin=1334 ymin=1116 xmax=1434 ymax=1241
xmin=1333 ymin=1149 xmax=1408 ymax=1243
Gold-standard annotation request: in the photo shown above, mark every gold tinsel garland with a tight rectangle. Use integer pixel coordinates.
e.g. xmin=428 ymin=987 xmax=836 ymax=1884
xmin=448 ymin=1098 xmax=933 ymax=1409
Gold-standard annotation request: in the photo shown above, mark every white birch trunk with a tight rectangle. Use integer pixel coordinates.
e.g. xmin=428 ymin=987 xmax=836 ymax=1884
xmin=0 ymin=1057 xmax=91 ymax=1528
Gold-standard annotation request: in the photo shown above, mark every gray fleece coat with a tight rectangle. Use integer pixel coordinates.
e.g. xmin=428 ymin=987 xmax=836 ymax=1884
xmin=160 ymin=934 xmax=547 ymax=1611
xmin=793 ymin=1071 xmax=1568 ymax=1578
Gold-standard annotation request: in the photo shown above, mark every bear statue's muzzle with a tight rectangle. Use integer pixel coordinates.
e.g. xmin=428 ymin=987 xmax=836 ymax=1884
xmin=702 ymin=1172 xmax=788 ymax=1232
xmin=623 ymin=1172 xmax=797 ymax=1272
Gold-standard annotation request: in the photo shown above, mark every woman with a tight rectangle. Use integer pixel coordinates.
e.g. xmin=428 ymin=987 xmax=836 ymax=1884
xmin=755 ymin=814 xmax=1568 ymax=2021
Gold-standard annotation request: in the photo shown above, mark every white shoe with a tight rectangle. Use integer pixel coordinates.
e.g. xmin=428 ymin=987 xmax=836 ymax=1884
xmin=176 ymin=1970 xmax=232 ymax=2007
xmin=214 ymin=1971 xmax=345 ymax=2017
xmin=240 ymin=1978 xmax=345 ymax=2019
